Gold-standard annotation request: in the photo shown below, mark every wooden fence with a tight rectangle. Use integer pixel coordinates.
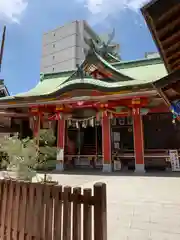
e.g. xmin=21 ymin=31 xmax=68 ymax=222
xmin=0 ymin=180 xmax=107 ymax=240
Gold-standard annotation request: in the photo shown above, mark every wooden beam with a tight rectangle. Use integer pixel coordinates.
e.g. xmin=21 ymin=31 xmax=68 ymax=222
xmin=143 ymin=13 xmax=170 ymax=71
xmin=156 ymin=3 xmax=180 ymax=26
xmin=171 ymin=59 xmax=180 ymax=70
xmin=167 ymin=51 xmax=180 ymax=63
xmin=141 ymin=0 xmax=180 ymax=73
xmin=0 ymin=111 xmax=29 ymax=117
xmin=161 ymin=26 xmax=180 ymax=49
xmin=166 ymin=42 xmax=180 ymax=58
xmin=149 ymin=105 xmax=169 ymax=113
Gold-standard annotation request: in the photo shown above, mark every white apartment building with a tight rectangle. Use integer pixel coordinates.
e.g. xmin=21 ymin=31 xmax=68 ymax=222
xmin=41 ymin=20 xmax=100 ymax=74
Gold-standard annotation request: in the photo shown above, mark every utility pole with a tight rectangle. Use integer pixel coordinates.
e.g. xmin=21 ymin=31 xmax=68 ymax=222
xmin=0 ymin=26 xmax=6 ymax=73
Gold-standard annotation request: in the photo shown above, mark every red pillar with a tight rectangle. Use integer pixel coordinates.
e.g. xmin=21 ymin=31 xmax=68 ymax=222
xmin=56 ymin=118 xmax=65 ymax=171
xmin=102 ymin=112 xmax=112 ymax=172
xmin=132 ymin=107 xmax=145 ymax=172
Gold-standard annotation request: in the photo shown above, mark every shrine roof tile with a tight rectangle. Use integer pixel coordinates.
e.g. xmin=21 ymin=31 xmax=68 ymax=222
xmin=118 ymin=62 xmax=167 ymax=81
xmin=0 ymin=77 xmax=156 ymax=102
xmin=0 ymin=54 xmax=168 ymax=103
xmin=112 ymin=56 xmax=162 ymax=68
xmin=16 ymin=76 xmax=68 ymax=97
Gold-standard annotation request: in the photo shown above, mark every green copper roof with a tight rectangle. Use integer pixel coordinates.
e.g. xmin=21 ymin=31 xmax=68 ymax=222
xmin=50 ymin=77 xmax=151 ymax=88
xmin=0 ymin=49 xmax=168 ymax=103
xmin=12 ymin=77 xmax=155 ymax=99
xmin=113 ymin=57 xmax=162 ymax=68
xmin=118 ymin=62 xmax=167 ymax=81
xmin=16 ymin=76 xmax=68 ymax=97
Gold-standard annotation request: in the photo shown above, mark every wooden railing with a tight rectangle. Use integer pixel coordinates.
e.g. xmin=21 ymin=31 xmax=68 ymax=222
xmin=0 ymin=180 xmax=107 ymax=240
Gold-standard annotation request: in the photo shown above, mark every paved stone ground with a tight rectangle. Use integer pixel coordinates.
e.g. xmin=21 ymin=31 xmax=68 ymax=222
xmin=47 ymin=172 xmax=180 ymax=240
xmin=3 ymin=171 xmax=180 ymax=239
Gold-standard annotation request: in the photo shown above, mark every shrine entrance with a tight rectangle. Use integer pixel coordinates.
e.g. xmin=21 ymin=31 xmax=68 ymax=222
xmin=111 ymin=117 xmax=134 ymax=170
xmin=65 ymin=119 xmax=102 ymax=168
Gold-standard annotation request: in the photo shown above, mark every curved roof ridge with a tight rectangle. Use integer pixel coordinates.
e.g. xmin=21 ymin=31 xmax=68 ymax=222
xmin=13 ymin=77 xmax=155 ymax=99
xmin=92 ymin=50 xmax=134 ymax=80
xmin=107 ymin=53 xmax=121 ymax=63
xmin=112 ymin=57 xmax=162 ymax=66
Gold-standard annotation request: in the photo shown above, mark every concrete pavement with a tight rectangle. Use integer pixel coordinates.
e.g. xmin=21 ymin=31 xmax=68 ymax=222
xmin=2 ymin=170 xmax=180 ymax=239
xmin=47 ymin=172 xmax=180 ymax=240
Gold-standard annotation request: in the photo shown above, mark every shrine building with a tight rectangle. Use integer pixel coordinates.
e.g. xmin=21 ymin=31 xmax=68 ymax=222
xmin=0 ymin=0 xmax=179 ymax=173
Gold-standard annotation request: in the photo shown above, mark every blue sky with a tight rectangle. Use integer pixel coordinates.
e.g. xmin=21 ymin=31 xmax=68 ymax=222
xmin=0 ymin=0 xmax=157 ymax=95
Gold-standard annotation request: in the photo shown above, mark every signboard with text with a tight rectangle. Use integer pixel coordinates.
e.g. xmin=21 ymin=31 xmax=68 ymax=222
xmin=169 ymin=150 xmax=180 ymax=171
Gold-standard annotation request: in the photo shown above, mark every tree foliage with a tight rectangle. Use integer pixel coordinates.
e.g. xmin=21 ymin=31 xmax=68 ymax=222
xmin=39 ymin=128 xmax=56 ymax=146
xmin=0 ymin=128 xmax=57 ymax=181
xmin=0 ymin=135 xmax=38 ymax=180
xmin=38 ymin=129 xmax=57 ymax=170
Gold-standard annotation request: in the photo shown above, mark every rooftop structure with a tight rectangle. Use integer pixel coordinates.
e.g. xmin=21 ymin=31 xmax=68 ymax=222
xmin=0 ymin=54 xmax=167 ymax=108
xmin=41 ymin=20 xmax=101 ymax=73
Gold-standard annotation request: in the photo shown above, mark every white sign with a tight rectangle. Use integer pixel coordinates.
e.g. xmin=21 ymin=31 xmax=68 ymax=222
xmin=114 ymin=160 xmax=122 ymax=171
xmin=57 ymin=148 xmax=64 ymax=161
xmin=113 ymin=132 xmax=120 ymax=142
xmin=114 ymin=142 xmax=120 ymax=149
xmin=169 ymin=150 xmax=180 ymax=172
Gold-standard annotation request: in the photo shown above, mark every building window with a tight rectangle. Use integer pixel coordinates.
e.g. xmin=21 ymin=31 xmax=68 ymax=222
xmin=53 ymin=44 xmax=55 ymax=48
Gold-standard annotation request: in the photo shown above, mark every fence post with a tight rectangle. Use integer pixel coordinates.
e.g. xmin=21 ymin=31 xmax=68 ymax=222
xmin=63 ymin=186 xmax=72 ymax=240
xmin=6 ymin=180 xmax=14 ymax=240
xmin=83 ymin=188 xmax=92 ymax=240
xmin=53 ymin=185 xmax=63 ymax=240
xmin=0 ymin=180 xmax=9 ymax=239
xmin=94 ymin=183 xmax=107 ymax=240
xmin=73 ymin=187 xmax=81 ymax=240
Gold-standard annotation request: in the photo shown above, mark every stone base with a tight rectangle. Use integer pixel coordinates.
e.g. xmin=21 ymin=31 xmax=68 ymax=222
xmin=134 ymin=163 xmax=145 ymax=173
xmin=56 ymin=162 xmax=64 ymax=171
xmin=102 ymin=164 xmax=112 ymax=172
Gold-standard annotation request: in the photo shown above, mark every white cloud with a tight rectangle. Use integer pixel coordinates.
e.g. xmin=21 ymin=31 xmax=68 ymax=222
xmin=0 ymin=0 xmax=28 ymax=23
xmin=79 ymin=0 xmax=150 ymax=24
